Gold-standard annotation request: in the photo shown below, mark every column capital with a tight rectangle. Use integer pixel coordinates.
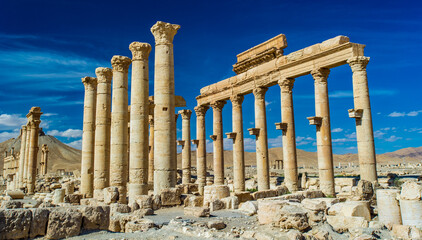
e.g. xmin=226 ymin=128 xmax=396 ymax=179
xmin=111 ymin=55 xmax=132 ymax=73
xmin=253 ymin=87 xmax=268 ymax=100
xmin=311 ymin=68 xmax=330 ymax=83
xmin=30 ymin=119 xmax=41 ymax=128
xmin=230 ymin=94 xmax=244 ymax=107
xmin=151 ymin=21 xmax=180 ymax=45
xmin=194 ymin=105 xmax=209 ymax=117
xmin=178 ymin=109 xmax=192 ymax=120
xmin=347 ymin=56 xmax=370 ymax=72
xmin=278 ymin=78 xmax=295 ymax=93
xmin=82 ymin=76 xmax=97 ymax=90
xmin=22 ymin=125 xmax=27 ymax=131
xmin=95 ymin=67 xmax=113 ymax=83
xmin=129 ymin=42 xmax=152 ymax=61
xmin=27 ymin=107 xmax=43 ymax=121
xmin=148 ymin=115 xmax=154 ymax=126
xmin=210 ymin=100 xmax=226 ymax=111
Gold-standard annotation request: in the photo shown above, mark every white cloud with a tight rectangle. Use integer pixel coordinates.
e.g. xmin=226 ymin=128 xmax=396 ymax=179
xmin=0 ymin=114 xmax=27 ymax=129
xmin=295 ymin=136 xmax=315 ymax=146
xmin=265 ymin=101 xmax=272 ymax=106
xmin=43 ymin=113 xmax=58 ymax=117
xmin=388 ymin=112 xmax=406 ymax=117
xmin=345 ymin=132 xmax=356 ymax=139
xmin=385 ymin=135 xmax=402 ymax=142
xmin=332 ymin=128 xmax=343 ymax=133
xmin=47 ymin=129 xmax=83 ymax=138
xmin=388 ymin=110 xmax=422 ymax=117
xmin=374 ymin=130 xmax=386 ymax=139
xmin=67 ymin=139 xmax=82 ymax=149
xmin=0 ymin=129 xmax=20 ymax=142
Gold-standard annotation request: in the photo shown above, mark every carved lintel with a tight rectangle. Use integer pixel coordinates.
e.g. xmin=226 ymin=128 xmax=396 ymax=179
xmin=307 ymin=116 xmax=322 ymax=126
xmin=275 ymin=122 xmax=288 ymax=131
xmin=225 ymin=132 xmax=237 ymax=140
xmin=209 ymin=135 xmax=217 ymax=141
xmin=191 ymin=139 xmax=199 ymax=146
xmin=348 ymin=109 xmax=363 ymax=119
xmin=248 ymin=128 xmax=260 ymax=136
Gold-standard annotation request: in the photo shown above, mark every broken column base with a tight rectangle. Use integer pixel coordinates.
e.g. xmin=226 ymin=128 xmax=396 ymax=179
xmin=203 ymin=185 xmax=230 ymax=206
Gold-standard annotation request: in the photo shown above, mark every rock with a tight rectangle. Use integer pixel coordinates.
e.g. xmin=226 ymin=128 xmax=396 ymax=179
xmin=392 ymin=224 xmax=422 ymax=240
xmin=252 ymin=189 xmax=278 ymax=200
xmin=301 ymin=190 xmax=325 ymax=199
xmin=152 ymin=194 xmax=161 ymax=210
xmin=328 ymin=201 xmax=371 ymax=221
xmin=161 ymin=188 xmax=181 ymax=206
xmin=1 ymin=200 xmax=23 ymax=209
xmin=221 ymin=196 xmax=239 ymax=209
xmin=29 ymin=208 xmax=49 ymax=238
xmin=0 ymin=209 xmax=32 ymax=239
xmin=110 ymin=203 xmax=131 ymax=215
xmin=257 ymin=199 xmax=291 ymax=225
xmin=400 ymin=181 xmax=422 ymax=200
xmin=52 ymin=189 xmax=65 ymax=204
xmin=80 ymin=198 xmax=103 ymax=206
xmin=287 ymin=229 xmax=305 ymax=240
xmin=209 ymin=199 xmax=225 ymax=211
xmin=109 ymin=212 xmax=132 ymax=232
xmin=46 ymin=208 xmax=82 ymax=239
xmin=184 ymin=206 xmax=210 ymax=217
xmin=132 ymin=208 xmax=154 ymax=219
xmin=357 ymin=180 xmax=374 ymax=200
xmin=276 ymin=185 xmax=289 ymax=196
xmin=326 ymin=215 xmax=368 ymax=233
xmin=135 ymin=195 xmax=153 ymax=209
xmin=301 ymin=198 xmax=327 ymax=211
xmin=81 ymin=206 xmax=110 ymax=230
xmin=62 ymin=181 xmax=75 ymax=195
xmin=232 ymin=191 xmax=253 ymax=203
xmin=184 ymin=195 xmax=204 ymax=207
xmin=277 ymin=205 xmax=309 ymax=231
xmin=125 ymin=219 xmax=156 ymax=233
xmin=203 ymin=185 xmax=230 ymax=205
xmin=182 ymin=183 xmax=199 ymax=194
xmin=65 ymin=193 xmax=83 ymax=204
xmin=5 ymin=190 xmax=24 ymax=199
xmin=239 ymin=201 xmax=258 ymax=216
xmin=207 ymin=220 xmax=226 ymax=230
xmin=104 ymin=187 xmax=119 ymax=204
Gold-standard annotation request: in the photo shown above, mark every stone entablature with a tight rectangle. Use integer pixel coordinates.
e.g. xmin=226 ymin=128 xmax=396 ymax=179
xmin=233 ymin=34 xmax=287 ymax=74
xmin=197 ymin=35 xmax=355 ymax=105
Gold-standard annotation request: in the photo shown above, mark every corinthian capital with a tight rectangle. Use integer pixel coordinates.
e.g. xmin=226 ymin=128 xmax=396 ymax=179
xmin=278 ymin=78 xmax=295 ymax=93
xmin=211 ymin=100 xmax=226 ymax=111
xmin=129 ymin=42 xmax=152 ymax=61
xmin=194 ymin=105 xmax=209 ymax=117
xmin=95 ymin=67 xmax=112 ymax=83
xmin=30 ymin=119 xmax=41 ymax=129
xmin=151 ymin=21 xmax=180 ymax=45
xmin=81 ymin=77 xmax=97 ymax=90
xmin=179 ymin=109 xmax=192 ymax=120
xmin=311 ymin=68 xmax=330 ymax=84
xmin=230 ymin=94 xmax=244 ymax=107
xmin=253 ymin=87 xmax=268 ymax=100
xmin=347 ymin=56 xmax=370 ymax=72
xmin=111 ymin=55 xmax=132 ymax=73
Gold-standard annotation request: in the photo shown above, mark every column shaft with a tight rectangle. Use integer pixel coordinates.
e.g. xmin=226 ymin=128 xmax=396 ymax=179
xmin=18 ymin=126 xmax=27 ymax=188
xmin=348 ymin=56 xmax=377 ymax=182
xmin=211 ymin=101 xmax=226 ymax=185
xmin=128 ymin=42 xmax=152 ymax=201
xmin=231 ymin=95 xmax=245 ymax=192
xmin=23 ymin=122 xmax=31 ymax=187
xmin=194 ymin=105 xmax=209 ymax=194
xmin=179 ymin=110 xmax=192 ymax=184
xmin=81 ymin=77 xmax=97 ymax=198
xmin=311 ymin=68 xmax=335 ymax=196
xmin=26 ymin=107 xmax=42 ymax=194
xmin=110 ymin=56 xmax=131 ymax=203
xmin=148 ymin=116 xmax=155 ymax=185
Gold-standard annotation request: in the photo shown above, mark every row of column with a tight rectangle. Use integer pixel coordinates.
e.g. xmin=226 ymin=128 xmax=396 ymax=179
xmin=81 ymin=21 xmax=180 ymax=203
xmin=193 ymin=56 xmax=377 ymax=196
xmin=16 ymin=107 xmax=43 ymax=194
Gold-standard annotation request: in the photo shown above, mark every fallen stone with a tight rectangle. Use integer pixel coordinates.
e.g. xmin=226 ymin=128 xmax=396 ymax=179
xmin=239 ymin=201 xmax=258 ymax=216
xmin=209 ymin=199 xmax=225 ymax=211
xmin=400 ymin=181 xmax=422 ymax=200
xmin=252 ymin=189 xmax=278 ymax=200
xmin=328 ymin=201 xmax=371 ymax=221
xmin=161 ymin=188 xmax=181 ymax=206
xmin=301 ymin=198 xmax=327 ymax=211
xmin=326 ymin=215 xmax=368 ymax=233
xmin=207 ymin=220 xmax=226 ymax=230
xmin=81 ymin=206 xmax=110 ymax=230
xmin=152 ymin=194 xmax=161 ymax=210
xmin=257 ymin=199 xmax=291 ymax=225
xmin=278 ymin=205 xmax=309 ymax=231
xmin=221 ymin=196 xmax=239 ymax=209
xmin=65 ymin=193 xmax=83 ymax=204
xmin=29 ymin=208 xmax=49 ymax=238
xmin=232 ymin=191 xmax=253 ymax=203
xmin=184 ymin=194 xmax=204 ymax=207
xmin=0 ymin=209 xmax=32 ymax=239
xmin=5 ymin=190 xmax=24 ymax=199
xmin=109 ymin=212 xmax=132 ymax=232
xmin=52 ymin=189 xmax=65 ymax=204
xmin=104 ymin=187 xmax=119 ymax=204
xmin=132 ymin=208 xmax=154 ymax=220
xmin=357 ymin=180 xmax=374 ymax=200
xmin=392 ymin=224 xmax=422 ymax=240
xmin=110 ymin=203 xmax=131 ymax=215
xmin=135 ymin=195 xmax=153 ymax=209
xmin=184 ymin=206 xmax=210 ymax=217
xmin=1 ymin=200 xmax=23 ymax=209
xmin=203 ymin=185 xmax=230 ymax=205
xmin=287 ymin=229 xmax=305 ymax=240
xmin=125 ymin=219 xmax=156 ymax=233
xmin=46 ymin=208 xmax=82 ymax=239
xmin=62 ymin=181 xmax=75 ymax=195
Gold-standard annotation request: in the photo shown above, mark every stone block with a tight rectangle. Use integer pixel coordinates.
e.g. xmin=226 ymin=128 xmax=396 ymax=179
xmin=160 ymin=188 xmax=181 ymax=206
xmin=210 ymin=199 xmax=225 ymax=211
xmin=62 ymin=181 xmax=75 ymax=195
xmin=232 ymin=191 xmax=253 ymax=203
xmin=203 ymin=185 xmax=230 ymax=205
xmin=52 ymin=189 xmax=65 ymax=204
xmin=221 ymin=196 xmax=239 ymax=209
xmin=328 ymin=201 xmax=371 ymax=221
xmin=81 ymin=206 xmax=110 ymax=230
xmin=257 ymin=199 xmax=290 ymax=225
xmin=109 ymin=212 xmax=132 ymax=232
xmin=103 ymin=187 xmax=119 ymax=204
xmin=252 ymin=189 xmax=278 ymax=200
xmin=239 ymin=200 xmax=258 ymax=216
xmin=29 ymin=208 xmax=49 ymax=238
xmin=152 ymin=194 xmax=161 ymax=210
xmin=320 ymin=36 xmax=350 ymax=51
xmin=65 ymin=193 xmax=83 ymax=204
xmin=301 ymin=198 xmax=327 ymax=211
xmin=1 ymin=200 xmax=23 ymax=209
xmin=125 ymin=219 xmax=156 ymax=233
xmin=400 ymin=181 xmax=422 ymax=200
xmin=392 ymin=224 xmax=422 ymax=240
xmin=326 ymin=215 xmax=368 ymax=233
xmin=5 ymin=190 xmax=24 ymax=199
xmin=184 ymin=194 xmax=204 ymax=207
xmin=184 ymin=206 xmax=210 ymax=217
xmin=0 ymin=209 xmax=32 ymax=239
xmin=357 ymin=180 xmax=374 ymax=200
xmin=277 ymin=205 xmax=309 ymax=231
xmin=46 ymin=208 xmax=82 ymax=239
xmin=80 ymin=198 xmax=103 ymax=206
xmin=207 ymin=220 xmax=226 ymax=230
xmin=110 ymin=203 xmax=131 ymax=215
xmin=182 ymin=183 xmax=199 ymax=194
xmin=135 ymin=195 xmax=153 ymax=209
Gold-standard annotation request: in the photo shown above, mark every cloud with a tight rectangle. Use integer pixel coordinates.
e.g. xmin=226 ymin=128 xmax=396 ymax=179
xmin=332 ymin=128 xmax=343 ymax=133
xmin=385 ymin=135 xmax=402 ymax=142
xmin=47 ymin=129 xmax=83 ymax=138
xmin=43 ymin=113 xmax=58 ymax=117
xmin=295 ymin=136 xmax=315 ymax=146
xmin=0 ymin=129 xmax=20 ymax=142
xmin=388 ymin=110 xmax=422 ymax=117
xmin=0 ymin=114 xmax=27 ymax=130
xmin=265 ymin=101 xmax=272 ymax=106
xmin=374 ymin=130 xmax=386 ymax=139
xmin=67 ymin=139 xmax=82 ymax=149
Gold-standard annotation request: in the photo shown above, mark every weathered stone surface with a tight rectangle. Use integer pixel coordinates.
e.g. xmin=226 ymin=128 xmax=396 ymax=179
xmin=184 ymin=206 xmax=210 ymax=217
xmin=277 ymin=205 xmax=309 ymax=231
xmin=287 ymin=229 xmax=305 ymax=240
xmin=328 ymin=201 xmax=371 ymax=221
xmin=207 ymin=220 xmax=226 ymax=230
xmin=232 ymin=191 xmax=253 ymax=203
xmin=301 ymin=198 xmax=327 ymax=211
xmin=392 ymin=224 xmax=422 ymax=240
xmin=257 ymin=199 xmax=291 ymax=225
xmin=356 ymin=180 xmax=374 ymax=200
xmin=125 ymin=219 xmax=156 ymax=233
xmin=65 ymin=193 xmax=83 ymax=204
xmin=5 ymin=191 xmax=25 ymax=199
xmin=135 ymin=195 xmax=153 ymax=209
xmin=252 ymin=189 xmax=278 ymax=200
xmin=29 ymin=208 xmax=49 ymax=238
xmin=221 ymin=196 xmax=239 ymax=209
xmin=80 ymin=198 xmax=103 ymax=206
xmin=326 ymin=215 xmax=368 ymax=233
xmin=400 ymin=181 xmax=422 ymax=200
xmin=62 ymin=181 xmax=75 ymax=195
xmin=109 ymin=212 xmax=132 ymax=232
xmin=239 ymin=201 xmax=258 ymax=216
xmin=210 ymin=199 xmax=225 ymax=211
xmin=52 ymin=189 xmax=65 ymax=204
xmin=203 ymin=185 xmax=230 ymax=205
xmin=161 ymin=188 xmax=181 ymax=206
xmin=152 ymin=194 xmax=161 ymax=210
xmin=0 ymin=209 xmax=32 ymax=239
xmin=46 ymin=208 xmax=82 ymax=239
xmin=132 ymin=208 xmax=154 ymax=219
xmin=104 ymin=186 xmax=119 ymax=204
xmin=81 ymin=206 xmax=110 ymax=230
xmin=184 ymin=195 xmax=204 ymax=207
xmin=110 ymin=203 xmax=131 ymax=215
xmin=1 ymin=200 xmax=23 ymax=209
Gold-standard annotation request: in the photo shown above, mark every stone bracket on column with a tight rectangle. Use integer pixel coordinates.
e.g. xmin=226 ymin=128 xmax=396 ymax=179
xmin=307 ymin=117 xmax=322 ymax=126
xmin=248 ymin=128 xmax=260 ymax=136
xmin=225 ymin=132 xmax=237 ymax=140
xmin=191 ymin=139 xmax=199 ymax=146
xmin=275 ymin=122 xmax=288 ymax=131
xmin=177 ymin=140 xmax=185 ymax=146
xmin=210 ymin=135 xmax=217 ymax=141
xmin=348 ymin=109 xmax=363 ymax=119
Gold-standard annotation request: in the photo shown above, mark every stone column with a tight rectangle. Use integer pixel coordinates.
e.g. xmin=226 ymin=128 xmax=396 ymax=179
xmin=81 ymin=76 xmax=97 ymax=198
xmin=41 ymin=144 xmax=48 ymax=175
xmin=229 ymin=95 xmax=245 ymax=192
xmin=23 ymin=121 xmax=31 ymax=187
xmin=347 ymin=56 xmax=377 ymax=182
xmin=128 ymin=42 xmax=152 ymax=201
xmin=194 ymin=105 xmax=209 ymax=194
xmin=179 ymin=110 xmax=192 ymax=184
xmin=94 ymin=67 xmax=113 ymax=199
xmin=277 ymin=78 xmax=298 ymax=192
xmin=18 ymin=125 xmax=27 ymax=188
xmin=310 ymin=68 xmax=335 ymax=196
xmin=110 ymin=55 xmax=131 ymax=203
xmin=252 ymin=87 xmax=270 ymax=191
xmin=151 ymin=21 xmax=180 ymax=194
xmin=174 ymin=113 xmax=179 ymax=184
xmin=148 ymin=115 xmax=154 ymax=185
xmin=26 ymin=107 xmax=42 ymax=194
xmin=210 ymin=100 xmax=226 ymax=185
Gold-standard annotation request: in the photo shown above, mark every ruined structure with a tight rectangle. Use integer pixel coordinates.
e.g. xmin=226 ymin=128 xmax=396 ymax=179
xmin=40 ymin=144 xmax=49 ymax=176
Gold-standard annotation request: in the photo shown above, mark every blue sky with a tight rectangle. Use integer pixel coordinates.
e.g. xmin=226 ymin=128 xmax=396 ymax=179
xmin=0 ymin=0 xmax=421 ymax=154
